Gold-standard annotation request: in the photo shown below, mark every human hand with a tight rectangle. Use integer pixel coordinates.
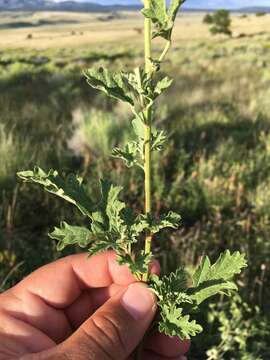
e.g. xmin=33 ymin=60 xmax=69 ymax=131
xmin=0 ymin=251 xmax=190 ymax=359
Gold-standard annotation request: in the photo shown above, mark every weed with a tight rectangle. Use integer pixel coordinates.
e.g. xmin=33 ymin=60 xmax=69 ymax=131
xmin=17 ymin=1 xmax=247 ymax=354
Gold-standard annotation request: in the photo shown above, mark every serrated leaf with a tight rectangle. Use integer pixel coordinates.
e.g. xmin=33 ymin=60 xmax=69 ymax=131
xmin=112 ymin=142 xmax=143 ymax=169
xmin=17 ymin=167 xmax=93 ymax=217
xmin=192 ymin=250 xmax=247 ymax=286
xmin=152 ymin=129 xmax=167 ymax=151
xmin=189 ymin=279 xmax=238 ymax=306
xmin=49 ymin=222 xmax=93 ymax=251
xmin=189 ymin=251 xmax=247 ymax=305
xmin=87 ymin=181 xmax=149 ymax=256
xmin=118 ymin=250 xmax=152 ymax=276
xmin=149 ymin=211 xmax=181 ymax=234
xmin=150 ymin=267 xmax=190 ymax=305
xmin=130 ymin=214 xmax=149 ymax=236
xmin=84 ymin=67 xmax=134 ymax=105
xmin=159 ymin=306 xmax=203 ymax=339
xmin=96 ymin=180 xmax=126 ymax=234
xmin=88 ymin=237 xmax=120 ymax=256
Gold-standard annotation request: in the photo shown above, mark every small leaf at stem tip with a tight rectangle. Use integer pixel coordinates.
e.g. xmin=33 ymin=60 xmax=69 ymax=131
xmin=142 ymin=0 xmax=186 ymax=40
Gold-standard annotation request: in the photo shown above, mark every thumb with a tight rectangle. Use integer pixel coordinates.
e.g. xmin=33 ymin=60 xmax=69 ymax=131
xmin=60 ymin=283 xmax=157 ymax=360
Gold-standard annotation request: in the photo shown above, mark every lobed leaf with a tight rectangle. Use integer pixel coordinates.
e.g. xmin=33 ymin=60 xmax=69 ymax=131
xmin=154 ymin=77 xmax=173 ymax=98
xmin=159 ymin=306 xmax=203 ymax=339
xmin=192 ymin=250 xmax=247 ymax=286
xmin=118 ymin=250 xmax=153 ymax=277
xmin=149 ymin=211 xmax=181 ymax=234
xmin=112 ymin=142 xmax=143 ymax=169
xmin=151 ymin=129 xmax=167 ymax=151
xmin=17 ymin=167 xmax=93 ymax=217
xmin=84 ymin=67 xmax=134 ymax=105
xmin=189 ymin=250 xmax=247 ymax=305
xmin=49 ymin=222 xmax=94 ymax=251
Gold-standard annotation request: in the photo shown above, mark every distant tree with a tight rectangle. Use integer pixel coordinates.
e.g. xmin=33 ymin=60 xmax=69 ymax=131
xmin=256 ymin=12 xmax=266 ymax=17
xmin=204 ymin=9 xmax=232 ymax=37
xmin=203 ymin=13 xmax=213 ymax=24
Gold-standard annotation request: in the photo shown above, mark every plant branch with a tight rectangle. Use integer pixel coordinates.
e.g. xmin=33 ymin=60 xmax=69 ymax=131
xmin=159 ymin=40 xmax=172 ymax=63
xmin=143 ymin=0 xmax=153 ymax=283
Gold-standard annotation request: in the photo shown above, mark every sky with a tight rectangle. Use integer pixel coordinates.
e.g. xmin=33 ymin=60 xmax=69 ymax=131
xmin=93 ymin=0 xmax=270 ymax=8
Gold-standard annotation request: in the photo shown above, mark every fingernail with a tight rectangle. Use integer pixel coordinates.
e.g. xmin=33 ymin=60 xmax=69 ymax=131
xmin=121 ymin=283 xmax=156 ymax=320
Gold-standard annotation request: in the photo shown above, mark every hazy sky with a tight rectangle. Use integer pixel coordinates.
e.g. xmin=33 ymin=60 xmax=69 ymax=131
xmin=94 ymin=0 xmax=269 ymax=8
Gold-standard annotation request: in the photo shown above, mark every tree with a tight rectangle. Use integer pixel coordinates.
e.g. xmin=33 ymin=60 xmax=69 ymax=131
xmin=203 ymin=13 xmax=213 ymax=24
xmin=203 ymin=9 xmax=232 ymax=37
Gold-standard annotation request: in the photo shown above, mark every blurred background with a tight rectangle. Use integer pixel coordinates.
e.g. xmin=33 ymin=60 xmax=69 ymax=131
xmin=0 ymin=0 xmax=270 ymax=358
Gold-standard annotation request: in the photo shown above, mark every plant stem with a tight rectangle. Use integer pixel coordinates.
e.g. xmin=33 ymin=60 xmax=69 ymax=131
xmin=159 ymin=40 xmax=171 ymax=63
xmin=143 ymin=0 xmax=152 ymax=282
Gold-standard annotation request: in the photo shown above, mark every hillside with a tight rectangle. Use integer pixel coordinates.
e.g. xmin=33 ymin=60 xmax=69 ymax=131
xmin=0 ymin=0 xmax=270 ymax=13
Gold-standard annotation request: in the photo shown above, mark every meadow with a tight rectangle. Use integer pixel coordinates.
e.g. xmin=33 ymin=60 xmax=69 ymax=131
xmin=0 ymin=10 xmax=270 ymax=359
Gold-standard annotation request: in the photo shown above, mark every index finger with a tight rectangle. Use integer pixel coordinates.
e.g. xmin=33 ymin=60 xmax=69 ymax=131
xmin=11 ymin=251 xmax=135 ymax=308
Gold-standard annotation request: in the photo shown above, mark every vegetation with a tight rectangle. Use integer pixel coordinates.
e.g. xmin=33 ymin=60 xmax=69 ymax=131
xmin=203 ymin=10 xmax=232 ymax=37
xmin=17 ymin=1 xmax=247 ymax=347
xmin=0 ymin=10 xmax=270 ymax=359
xmin=256 ymin=12 xmax=267 ymax=17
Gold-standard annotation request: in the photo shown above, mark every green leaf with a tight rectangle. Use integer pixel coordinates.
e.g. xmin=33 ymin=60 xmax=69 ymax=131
xmin=49 ymin=222 xmax=93 ymax=251
xmin=150 ymin=267 xmax=190 ymax=305
xmin=189 ymin=251 xmax=248 ymax=305
xmin=88 ymin=236 xmax=120 ymax=256
xmin=152 ymin=129 xmax=167 ymax=151
xmin=150 ymin=268 xmax=201 ymax=340
xmin=84 ymin=67 xmax=134 ymax=105
xmin=142 ymin=0 xmax=185 ymax=40
xmin=17 ymin=167 xmax=93 ymax=217
xmin=189 ymin=279 xmax=238 ymax=306
xmin=154 ymin=77 xmax=173 ymax=98
xmin=129 ymin=214 xmax=149 ymax=237
xmin=192 ymin=250 xmax=247 ymax=286
xmin=87 ymin=181 xmax=149 ymax=256
xmin=118 ymin=250 xmax=152 ymax=276
xmin=159 ymin=306 xmax=203 ymax=339
xmin=149 ymin=211 xmax=181 ymax=234
xmin=132 ymin=116 xmax=145 ymax=139
xmin=112 ymin=142 xmax=143 ymax=169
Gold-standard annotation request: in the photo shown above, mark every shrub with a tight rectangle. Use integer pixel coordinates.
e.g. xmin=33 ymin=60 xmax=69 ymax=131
xmin=204 ymin=10 xmax=232 ymax=37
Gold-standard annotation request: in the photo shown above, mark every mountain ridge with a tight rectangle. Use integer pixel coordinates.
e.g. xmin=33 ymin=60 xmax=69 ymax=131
xmin=0 ymin=0 xmax=270 ymax=13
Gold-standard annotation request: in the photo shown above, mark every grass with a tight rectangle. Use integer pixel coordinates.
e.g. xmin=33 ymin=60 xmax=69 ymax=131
xmin=0 ymin=10 xmax=270 ymax=359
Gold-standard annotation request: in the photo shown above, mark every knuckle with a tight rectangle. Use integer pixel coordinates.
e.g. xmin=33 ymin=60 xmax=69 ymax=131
xmin=79 ymin=325 xmax=114 ymax=360
xmin=88 ymin=313 xmax=127 ymax=358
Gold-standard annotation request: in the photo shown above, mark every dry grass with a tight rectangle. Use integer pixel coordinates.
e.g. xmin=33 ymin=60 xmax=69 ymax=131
xmin=0 ymin=11 xmax=270 ymax=51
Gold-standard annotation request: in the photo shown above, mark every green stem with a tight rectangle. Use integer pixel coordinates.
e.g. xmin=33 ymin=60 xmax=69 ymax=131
xmin=159 ymin=40 xmax=171 ymax=63
xmin=143 ymin=0 xmax=153 ymax=283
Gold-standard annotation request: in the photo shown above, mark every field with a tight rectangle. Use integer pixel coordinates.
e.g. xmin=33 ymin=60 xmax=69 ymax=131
xmin=1 ymin=10 xmax=270 ymax=359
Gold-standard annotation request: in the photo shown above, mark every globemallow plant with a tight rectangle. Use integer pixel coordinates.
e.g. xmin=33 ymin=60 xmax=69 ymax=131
xmin=17 ymin=0 xmax=247 ymax=349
